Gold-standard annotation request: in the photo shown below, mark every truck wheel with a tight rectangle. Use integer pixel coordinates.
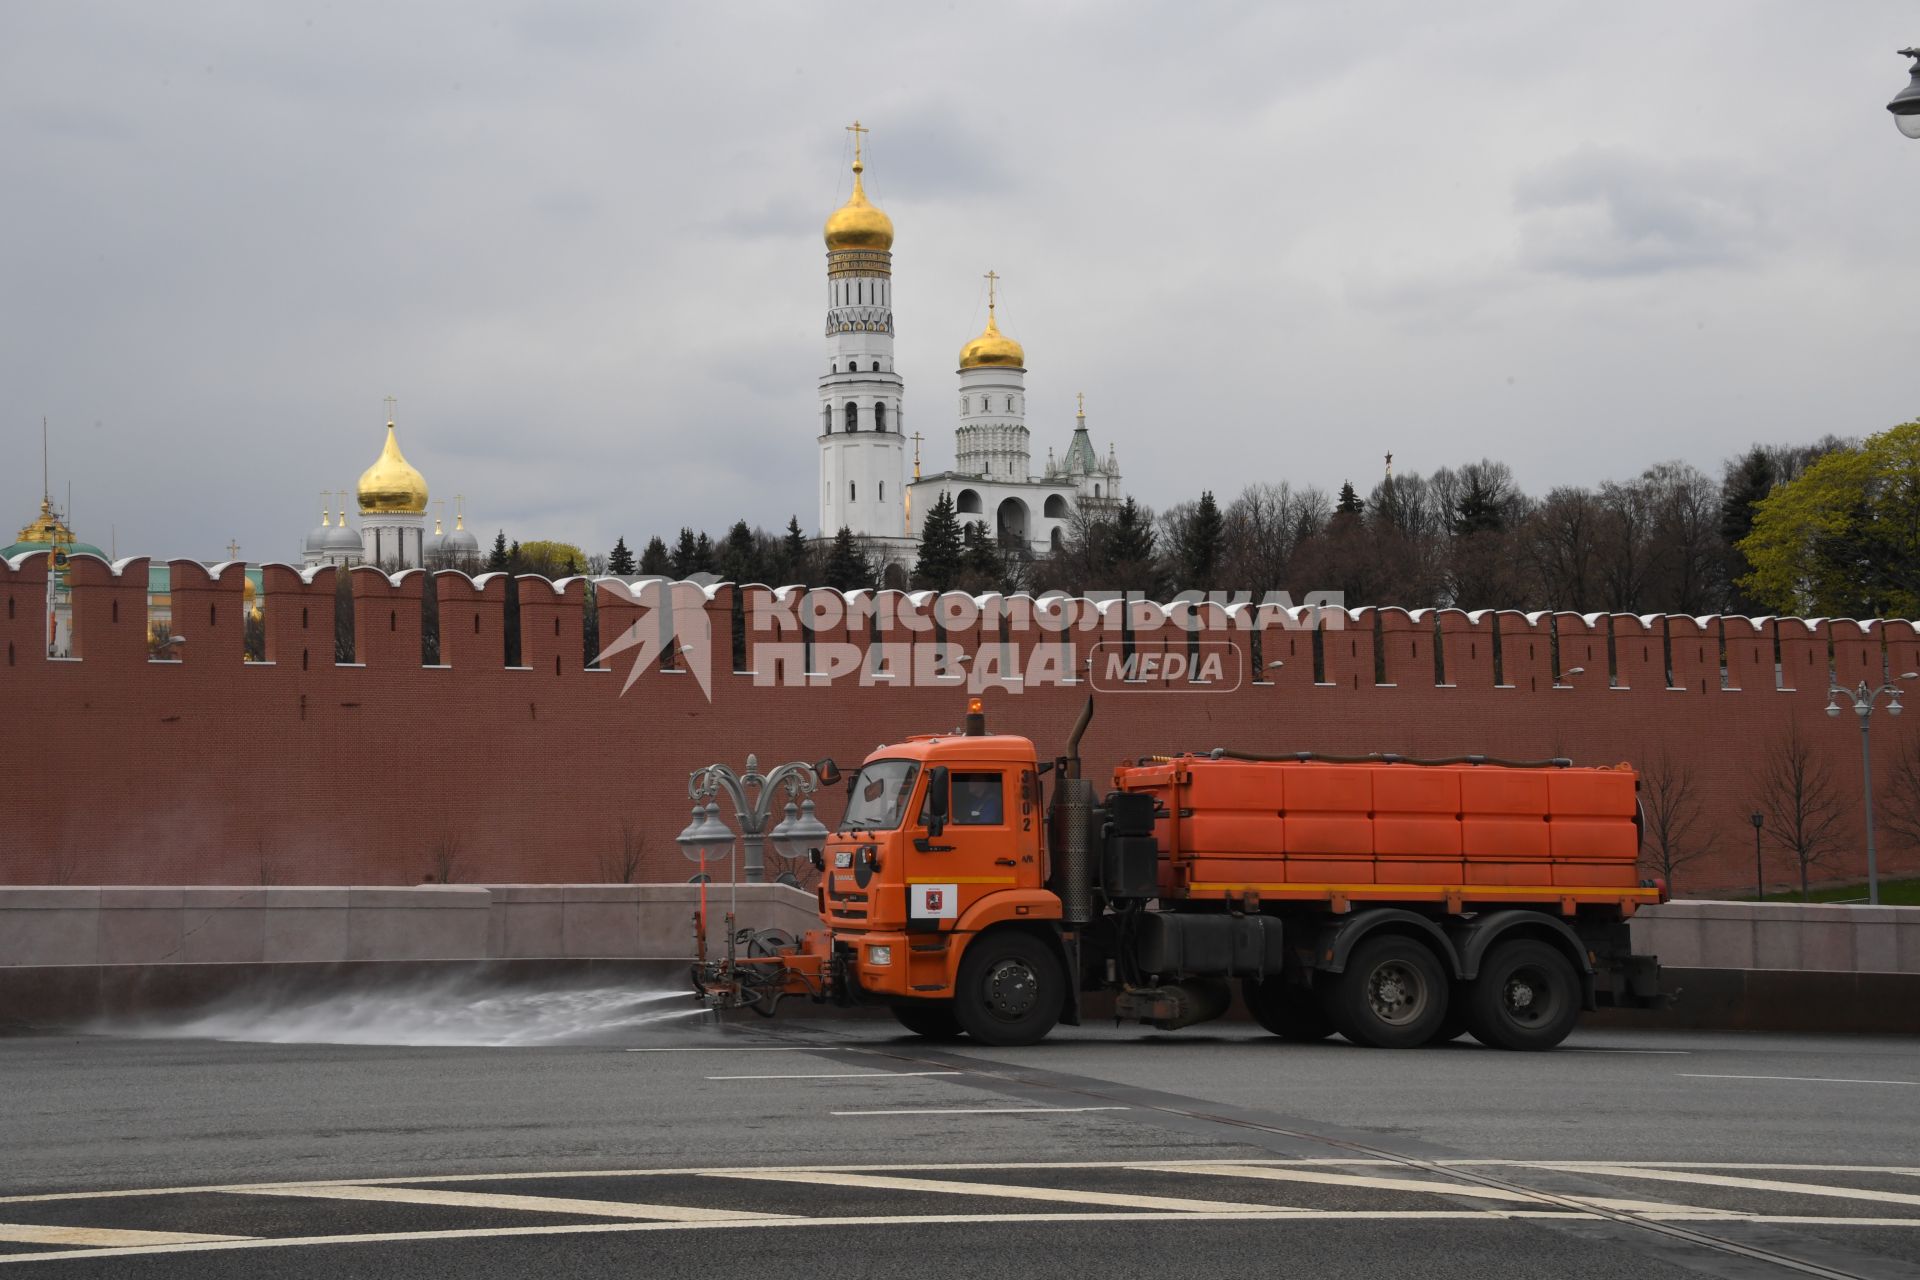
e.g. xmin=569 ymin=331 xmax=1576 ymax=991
xmin=1323 ymin=935 xmax=1448 ymax=1049
xmin=890 ymin=1000 xmax=964 ymax=1040
xmin=1462 ymin=940 xmax=1580 ymax=1051
xmin=1241 ymin=977 xmax=1336 ymax=1041
xmin=952 ymin=932 xmax=1062 ymax=1047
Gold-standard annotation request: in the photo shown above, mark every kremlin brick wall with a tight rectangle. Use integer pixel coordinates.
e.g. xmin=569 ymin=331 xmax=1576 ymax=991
xmin=4 ymin=553 xmax=1918 ymax=898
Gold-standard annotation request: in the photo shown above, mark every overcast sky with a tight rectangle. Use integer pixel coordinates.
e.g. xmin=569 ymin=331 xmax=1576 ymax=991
xmin=4 ymin=2 xmax=1917 ymax=564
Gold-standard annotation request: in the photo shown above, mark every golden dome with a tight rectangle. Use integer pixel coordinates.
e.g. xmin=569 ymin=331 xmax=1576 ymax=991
xmin=357 ymin=422 xmax=429 ymax=514
xmin=824 ymin=157 xmax=893 ymax=252
xmin=959 ymin=309 xmax=1025 ymax=369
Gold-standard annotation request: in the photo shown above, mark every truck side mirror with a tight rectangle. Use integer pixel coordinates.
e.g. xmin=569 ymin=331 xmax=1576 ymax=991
xmin=814 ymin=757 xmax=842 ymax=786
xmin=926 ymin=765 xmax=950 ymax=837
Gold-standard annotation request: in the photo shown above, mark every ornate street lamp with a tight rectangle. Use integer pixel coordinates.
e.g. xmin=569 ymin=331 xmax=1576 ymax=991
xmin=686 ymin=755 xmax=826 ymax=885
xmin=1889 ymin=49 xmax=1920 ymax=139
xmin=1826 ymin=673 xmax=1917 ymax=905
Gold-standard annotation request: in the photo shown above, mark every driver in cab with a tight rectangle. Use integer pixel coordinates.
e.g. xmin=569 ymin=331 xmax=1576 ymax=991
xmin=952 ymin=774 xmax=1003 ymax=825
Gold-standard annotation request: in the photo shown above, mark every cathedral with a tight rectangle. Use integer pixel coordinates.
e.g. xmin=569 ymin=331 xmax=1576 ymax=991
xmin=300 ymin=411 xmax=481 ymax=571
xmin=815 ymin=123 xmax=1123 ymax=567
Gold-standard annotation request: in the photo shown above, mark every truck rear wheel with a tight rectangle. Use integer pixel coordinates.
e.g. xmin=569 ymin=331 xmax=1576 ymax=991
xmin=890 ymin=1000 xmax=964 ymax=1040
xmin=1462 ymin=940 xmax=1580 ymax=1051
xmin=1241 ymin=977 xmax=1336 ymax=1041
xmin=952 ymin=931 xmax=1062 ymax=1047
xmin=1323 ymin=935 xmax=1448 ymax=1049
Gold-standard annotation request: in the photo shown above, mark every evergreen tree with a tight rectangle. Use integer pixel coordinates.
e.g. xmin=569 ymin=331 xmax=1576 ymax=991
xmin=638 ymin=535 xmax=671 ymax=576
xmin=780 ymin=516 xmax=812 ymax=585
xmin=507 ymin=540 xmax=522 ymax=569
xmin=1174 ymin=490 xmax=1224 ymax=591
xmin=821 ymin=526 xmax=876 ymax=592
xmin=485 ymin=530 xmax=511 ymax=572
xmin=719 ymin=520 xmax=760 ymax=584
xmin=963 ymin=519 xmax=1003 ymax=585
xmin=1334 ymin=482 xmax=1365 ymax=517
xmin=1452 ymin=471 xmax=1508 ymax=535
xmin=607 ymin=536 xmax=636 ymax=576
xmin=1108 ymin=496 xmax=1158 ymax=566
xmin=669 ymin=528 xmax=700 ymax=579
xmin=913 ymin=492 xmax=965 ymax=590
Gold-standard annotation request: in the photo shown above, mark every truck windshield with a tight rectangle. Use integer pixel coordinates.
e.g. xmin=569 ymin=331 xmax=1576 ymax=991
xmin=840 ymin=760 xmax=921 ymax=831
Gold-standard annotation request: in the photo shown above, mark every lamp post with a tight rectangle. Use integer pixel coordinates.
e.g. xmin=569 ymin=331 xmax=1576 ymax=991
xmin=1889 ymin=48 xmax=1920 ymax=138
xmin=1749 ymin=811 xmax=1764 ymax=900
xmin=1826 ymin=675 xmax=1916 ymax=905
xmin=679 ymin=755 xmax=827 ymax=886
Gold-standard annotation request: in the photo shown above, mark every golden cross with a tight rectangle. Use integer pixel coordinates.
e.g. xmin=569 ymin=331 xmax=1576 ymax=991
xmin=226 ymin=539 xmax=241 ymax=561
xmin=846 ymin=120 xmax=868 ymax=168
xmin=983 ymin=269 xmax=999 ymax=310
xmin=1077 ymin=391 xmax=1086 ymax=417
xmin=910 ymin=431 xmax=925 ymax=478
xmin=384 ymin=394 xmax=398 ymax=422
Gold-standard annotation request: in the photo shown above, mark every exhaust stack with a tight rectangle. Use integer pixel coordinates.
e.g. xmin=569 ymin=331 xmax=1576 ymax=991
xmin=1051 ymin=696 xmax=1097 ymax=924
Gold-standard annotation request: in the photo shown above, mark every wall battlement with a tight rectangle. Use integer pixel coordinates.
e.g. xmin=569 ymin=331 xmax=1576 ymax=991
xmin=5 ymin=553 xmax=1918 ymax=893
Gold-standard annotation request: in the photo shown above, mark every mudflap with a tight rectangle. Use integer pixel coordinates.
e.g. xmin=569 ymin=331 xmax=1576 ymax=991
xmin=1059 ymin=928 xmax=1083 ymax=1027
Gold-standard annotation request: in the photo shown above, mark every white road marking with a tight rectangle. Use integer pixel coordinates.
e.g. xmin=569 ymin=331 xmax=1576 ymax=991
xmin=1560 ymin=1048 xmax=1692 ymax=1055
xmin=243 ymin=1184 xmax=785 ymax=1222
xmin=0 ymin=1226 xmax=250 ymax=1248
xmin=1680 ymin=1073 xmax=1914 ymax=1086
xmin=5 ymin=1159 xmax=1918 ymax=1207
xmin=11 ymin=1207 xmax=1920 ymax=1266
xmin=831 ymin=1106 xmax=1128 ymax=1117
xmin=709 ymin=1169 xmax=1279 ymax=1214
xmin=706 ymin=1071 xmax=964 ymax=1081
xmin=0 ymin=1209 xmax=1595 ymax=1265
xmin=624 ymin=1047 xmax=848 ymax=1053
xmin=1129 ymin=1163 xmax=1739 ymax=1216
xmin=1523 ymin=1164 xmax=1920 ymax=1210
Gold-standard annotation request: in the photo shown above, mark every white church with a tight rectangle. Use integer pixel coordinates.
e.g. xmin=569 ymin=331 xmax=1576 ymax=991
xmin=815 ymin=123 xmax=1123 ymax=569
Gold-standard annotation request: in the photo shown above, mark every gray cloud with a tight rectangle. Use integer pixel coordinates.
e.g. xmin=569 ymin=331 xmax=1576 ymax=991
xmin=1515 ymin=147 xmax=1772 ymax=278
xmin=1 ymin=1 xmax=1916 ymax=566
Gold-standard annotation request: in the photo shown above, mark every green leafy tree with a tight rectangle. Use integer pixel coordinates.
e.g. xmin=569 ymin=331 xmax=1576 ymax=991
xmin=821 ymin=526 xmax=877 ymax=592
xmin=638 ymin=535 xmax=671 ymax=576
xmin=1739 ymin=421 xmax=1920 ymax=618
xmin=913 ymin=492 xmax=965 ymax=590
xmin=607 ymin=536 xmax=636 ymax=576
xmin=517 ymin=540 xmax=588 ymax=578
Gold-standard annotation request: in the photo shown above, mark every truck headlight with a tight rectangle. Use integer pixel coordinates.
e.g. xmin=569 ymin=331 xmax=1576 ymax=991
xmin=867 ymin=945 xmax=892 ymax=966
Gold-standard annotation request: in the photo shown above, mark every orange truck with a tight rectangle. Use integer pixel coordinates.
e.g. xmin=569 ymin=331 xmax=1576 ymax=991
xmin=692 ymin=698 xmax=1668 ymax=1050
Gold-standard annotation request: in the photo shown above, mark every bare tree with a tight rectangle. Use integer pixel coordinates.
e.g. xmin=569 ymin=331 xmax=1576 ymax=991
xmin=1637 ymin=747 xmax=1716 ymax=893
xmin=597 ymin=821 xmax=646 ymax=884
xmin=426 ymin=829 xmax=466 ymax=884
xmin=1643 ymin=461 xmax=1726 ymax=615
xmin=1751 ymin=718 xmax=1848 ymax=899
xmin=1518 ymin=486 xmax=1602 ymax=612
xmin=1877 ymin=729 xmax=1920 ymax=854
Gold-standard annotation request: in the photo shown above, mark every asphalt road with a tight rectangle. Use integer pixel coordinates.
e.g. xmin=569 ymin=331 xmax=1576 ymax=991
xmin=2 ymin=983 xmax=1918 ymax=1278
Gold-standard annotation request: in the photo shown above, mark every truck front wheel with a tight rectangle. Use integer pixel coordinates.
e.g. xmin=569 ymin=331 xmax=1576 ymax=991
xmin=1241 ymin=977 xmax=1336 ymax=1041
xmin=952 ymin=932 xmax=1063 ymax=1047
xmin=890 ymin=1000 xmax=964 ymax=1040
xmin=1461 ymin=940 xmax=1580 ymax=1051
xmin=1323 ymin=935 xmax=1448 ymax=1049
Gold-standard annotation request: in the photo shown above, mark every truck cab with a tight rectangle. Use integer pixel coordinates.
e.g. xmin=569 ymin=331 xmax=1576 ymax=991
xmin=819 ymin=729 xmax=1061 ymax=1014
